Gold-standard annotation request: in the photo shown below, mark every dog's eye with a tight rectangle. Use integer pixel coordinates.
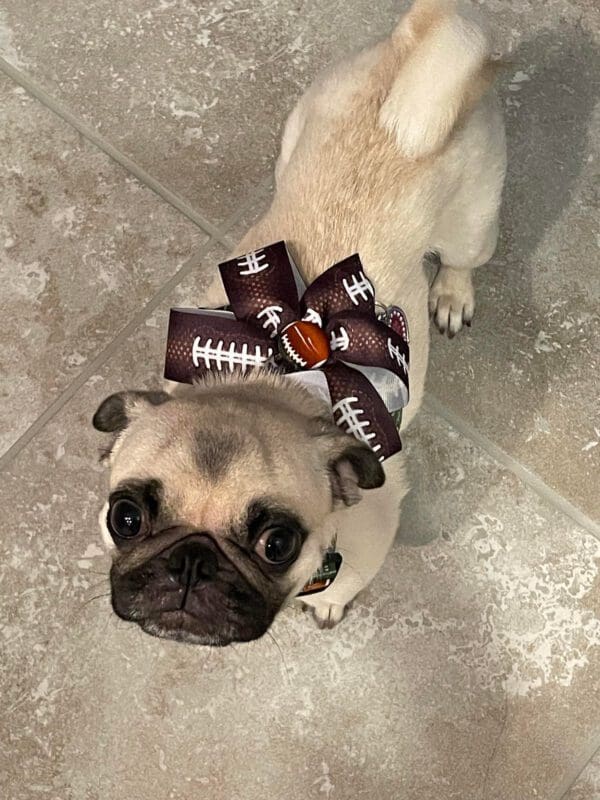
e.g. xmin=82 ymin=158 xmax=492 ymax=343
xmin=108 ymin=499 xmax=147 ymax=540
xmin=255 ymin=527 xmax=301 ymax=565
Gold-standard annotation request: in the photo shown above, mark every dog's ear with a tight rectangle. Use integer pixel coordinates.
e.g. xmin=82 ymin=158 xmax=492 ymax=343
xmin=92 ymin=390 xmax=171 ymax=434
xmin=329 ymin=443 xmax=385 ymax=507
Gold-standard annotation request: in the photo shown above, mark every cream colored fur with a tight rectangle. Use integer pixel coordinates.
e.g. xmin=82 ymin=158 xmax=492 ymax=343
xmin=380 ymin=0 xmax=494 ymax=158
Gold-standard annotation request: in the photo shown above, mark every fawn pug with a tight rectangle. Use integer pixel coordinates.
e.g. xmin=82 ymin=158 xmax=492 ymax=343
xmin=93 ymin=0 xmax=506 ymax=645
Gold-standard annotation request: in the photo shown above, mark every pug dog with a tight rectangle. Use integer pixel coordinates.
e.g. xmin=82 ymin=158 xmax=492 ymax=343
xmin=93 ymin=0 xmax=506 ymax=645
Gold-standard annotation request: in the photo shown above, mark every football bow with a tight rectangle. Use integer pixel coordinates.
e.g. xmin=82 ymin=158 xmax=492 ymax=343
xmin=165 ymin=241 xmax=409 ymax=461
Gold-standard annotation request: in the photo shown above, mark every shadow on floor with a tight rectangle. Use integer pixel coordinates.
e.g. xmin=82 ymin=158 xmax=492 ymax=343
xmin=400 ymin=25 xmax=600 ymax=546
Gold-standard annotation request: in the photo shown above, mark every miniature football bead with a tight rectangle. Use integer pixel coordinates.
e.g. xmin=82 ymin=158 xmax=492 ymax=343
xmin=278 ymin=320 xmax=330 ymax=369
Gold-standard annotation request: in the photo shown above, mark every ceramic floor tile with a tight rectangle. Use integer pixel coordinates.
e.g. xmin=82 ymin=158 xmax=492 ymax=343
xmin=0 ymin=75 xmax=203 ymax=456
xmin=563 ymin=750 xmax=600 ymax=800
xmin=1 ymin=1 xmax=597 ymax=230
xmin=1 ymin=252 xmax=599 ymax=798
xmin=2 ymin=2 xmax=600 ymax=798
xmin=220 ymin=175 xmax=274 ymax=252
xmin=0 ymin=0 xmax=400 ymax=227
xmin=427 ymin=23 xmax=600 ymax=520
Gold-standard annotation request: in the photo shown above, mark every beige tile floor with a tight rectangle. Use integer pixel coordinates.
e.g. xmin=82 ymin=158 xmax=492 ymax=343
xmin=0 ymin=1 xmax=598 ymax=798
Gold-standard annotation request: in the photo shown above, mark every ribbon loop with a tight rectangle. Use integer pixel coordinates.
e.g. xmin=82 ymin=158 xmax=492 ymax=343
xmin=325 ymin=312 xmax=409 ymax=382
xmin=165 ymin=309 xmax=276 ymax=383
xmin=219 ymin=241 xmax=301 ymax=337
xmin=301 ymin=254 xmax=376 ymax=319
xmin=322 ymin=363 xmax=402 ymax=463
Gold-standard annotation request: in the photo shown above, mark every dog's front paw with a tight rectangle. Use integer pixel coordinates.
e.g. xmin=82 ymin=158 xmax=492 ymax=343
xmin=303 ymin=600 xmax=348 ymax=629
xmin=429 ymin=266 xmax=474 ymax=337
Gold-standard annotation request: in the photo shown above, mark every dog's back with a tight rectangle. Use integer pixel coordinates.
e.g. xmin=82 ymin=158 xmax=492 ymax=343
xmin=239 ymin=0 xmax=502 ymax=268
xmin=233 ymin=0 xmax=505 ymax=421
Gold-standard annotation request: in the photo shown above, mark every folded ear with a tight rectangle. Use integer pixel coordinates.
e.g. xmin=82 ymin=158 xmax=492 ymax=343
xmin=92 ymin=390 xmax=171 ymax=434
xmin=329 ymin=443 xmax=385 ymax=507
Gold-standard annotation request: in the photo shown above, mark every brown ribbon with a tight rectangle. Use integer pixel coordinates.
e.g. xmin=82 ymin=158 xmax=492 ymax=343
xmin=165 ymin=241 xmax=409 ymax=461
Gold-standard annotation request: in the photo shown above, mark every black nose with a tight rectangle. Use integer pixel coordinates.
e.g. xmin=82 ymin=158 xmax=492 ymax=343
xmin=167 ymin=541 xmax=218 ymax=587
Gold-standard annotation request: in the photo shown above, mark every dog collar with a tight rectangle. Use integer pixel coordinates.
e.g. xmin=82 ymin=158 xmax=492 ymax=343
xmin=297 ymin=545 xmax=343 ymax=597
xmin=164 ymin=241 xmax=410 ymax=461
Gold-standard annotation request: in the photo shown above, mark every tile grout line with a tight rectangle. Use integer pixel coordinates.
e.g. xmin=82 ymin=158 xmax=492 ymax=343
xmin=425 ymin=395 xmax=600 ymax=539
xmin=555 ymin=738 xmax=600 ymax=800
xmin=0 ymin=174 xmax=270 ymax=473
xmin=0 ymin=55 xmax=231 ymax=246
xmin=0 ymin=239 xmax=214 ymax=472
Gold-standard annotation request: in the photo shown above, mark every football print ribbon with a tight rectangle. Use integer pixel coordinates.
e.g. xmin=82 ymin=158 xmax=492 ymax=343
xmin=165 ymin=241 xmax=410 ymax=461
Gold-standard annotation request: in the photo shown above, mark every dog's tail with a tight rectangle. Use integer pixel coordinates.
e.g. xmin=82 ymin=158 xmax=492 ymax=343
xmin=379 ymin=0 xmax=499 ymax=159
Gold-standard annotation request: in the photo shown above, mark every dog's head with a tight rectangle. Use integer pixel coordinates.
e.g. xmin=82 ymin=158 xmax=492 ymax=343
xmin=93 ymin=374 xmax=384 ymax=645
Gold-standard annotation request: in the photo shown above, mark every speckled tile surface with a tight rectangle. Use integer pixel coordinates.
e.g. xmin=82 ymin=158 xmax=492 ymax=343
xmin=0 ymin=75 xmax=202 ymax=456
xmin=0 ymin=0 xmax=403 ymax=226
xmin=0 ymin=247 xmax=599 ymax=799
xmin=1 ymin=0 xmax=597 ymax=229
xmin=1 ymin=0 xmax=599 ymax=797
xmin=428 ymin=19 xmax=600 ymax=520
xmin=564 ymin=751 xmax=600 ymax=800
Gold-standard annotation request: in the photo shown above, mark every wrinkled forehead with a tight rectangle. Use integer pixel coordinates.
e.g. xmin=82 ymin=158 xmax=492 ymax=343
xmin=111 ymin=403 xmax=244 ymax=481
xmin=108 ymin=400 xmax=327 ymax=529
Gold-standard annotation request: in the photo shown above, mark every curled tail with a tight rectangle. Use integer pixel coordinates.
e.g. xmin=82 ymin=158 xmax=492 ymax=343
xmin=380 ymin=0 xmax=498 ymax=159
